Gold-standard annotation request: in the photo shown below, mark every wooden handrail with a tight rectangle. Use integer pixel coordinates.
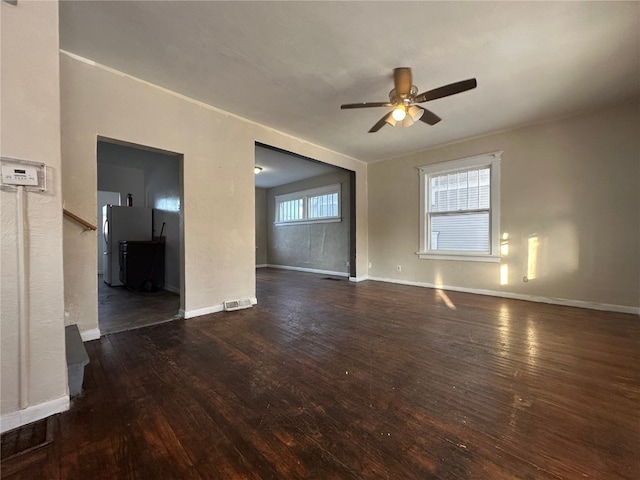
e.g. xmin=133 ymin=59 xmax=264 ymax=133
xmin=63 ymin=208 xmax=97 ymax=231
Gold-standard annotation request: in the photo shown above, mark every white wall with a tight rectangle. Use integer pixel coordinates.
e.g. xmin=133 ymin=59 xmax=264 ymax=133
xmin=368 ymin=100 xmax=640 ymax=311
xmin=60 ymin=53 xmax=368 ymax=333
xmin=1 ymin=0 xmax=69 ymax=431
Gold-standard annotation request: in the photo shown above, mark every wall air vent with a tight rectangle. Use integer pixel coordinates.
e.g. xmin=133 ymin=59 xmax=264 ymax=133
xmin=223 ymin=298 xmax=253 ymax=311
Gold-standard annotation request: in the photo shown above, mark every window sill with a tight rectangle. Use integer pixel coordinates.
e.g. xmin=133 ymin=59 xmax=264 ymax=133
xmin=275 ymin=218 xmax=341 ymax=226
xmin=416 ymin=252 xmax=501 ymax=263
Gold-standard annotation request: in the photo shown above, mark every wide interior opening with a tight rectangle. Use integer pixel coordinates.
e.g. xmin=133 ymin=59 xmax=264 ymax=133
xmin=97 ymin=138 xmax=184 ymax=334
xmin=254 ymin=143 xmax=357 ymax=286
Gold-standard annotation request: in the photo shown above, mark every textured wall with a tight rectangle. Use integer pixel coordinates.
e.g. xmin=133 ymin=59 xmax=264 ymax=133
xmin=1 ymin=0 xmax=68 ymax=419
xmin=255 ymin=188 xmax=268 ymax=266
xmin=368 ymin=100 xmax=640 ymax=309
xmin=60 ymin=53 xmax=368 ymax=333
xmin=266 ymin=171 xmax=351 ymax=274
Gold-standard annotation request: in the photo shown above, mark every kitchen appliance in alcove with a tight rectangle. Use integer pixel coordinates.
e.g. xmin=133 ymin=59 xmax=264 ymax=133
xmin=102 ymin=205 xmax=152 ymax=286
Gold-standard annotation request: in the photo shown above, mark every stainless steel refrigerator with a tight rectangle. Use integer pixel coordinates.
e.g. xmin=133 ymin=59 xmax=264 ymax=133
xmin=102 ymin=205 xmax=152 ymax=286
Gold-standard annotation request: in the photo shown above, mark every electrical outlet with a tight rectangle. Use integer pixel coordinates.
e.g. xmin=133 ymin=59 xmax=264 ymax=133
xmin=368 ymin=262 xmax=372 ymax=268
xmin=396 ymin=265 xmax=402 ymax=272
xmin=345 ymin=261 xmax=350 ymax=267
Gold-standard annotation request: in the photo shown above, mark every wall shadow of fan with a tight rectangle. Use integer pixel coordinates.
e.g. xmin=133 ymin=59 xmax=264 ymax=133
xmin=340 ymin=67 xmax=477 ymax=133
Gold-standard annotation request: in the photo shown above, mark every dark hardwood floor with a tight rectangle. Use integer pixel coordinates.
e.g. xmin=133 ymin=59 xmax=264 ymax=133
xmin=98 ymin=275 xmax=181 ymax=334
xmin=4 ymin=269 xmax=639 ymax=479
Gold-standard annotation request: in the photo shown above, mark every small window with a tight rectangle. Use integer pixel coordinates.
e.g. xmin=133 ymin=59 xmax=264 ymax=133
xmin=275 ymin=184 xmax=341 ymax=225
xmin=308 ymin=191 xmax=339 ymax=219
xmin=418 ymin=152 xmax=501 ymax=262
xmin=278 ymin=198 xmax=304 ymax=222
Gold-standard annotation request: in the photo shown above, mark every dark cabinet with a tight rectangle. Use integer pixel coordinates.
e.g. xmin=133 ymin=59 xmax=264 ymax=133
xmin=119 ymin=240 xmax=165 ymax=291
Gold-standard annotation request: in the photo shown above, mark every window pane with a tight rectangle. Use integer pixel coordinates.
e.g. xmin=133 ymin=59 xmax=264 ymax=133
xmin=308 ymin=192 xmax=338 ymax=219
xmin=430 ymin=177 xmax=438 ymax=210
xmin=437 ymin=178 xmax=446 ymax=211
xmin=447 ymin=173 xmax=457 ymax=210
xmin=328 ymin=193 xmax=338 ymax=216
xmin=431 ymin=212 xmax=490 ymax=252
xmin=458 ymin=171 xmax=468 ymax=209
xmin=309 ymin=196 xmax=317 ymax=218
xmin=279 ymin=198 xmax=304 ymax=222
xmin=429 ymin=167 xmax=490 ymax=214
xmin=479 ymin=168 xmax=490 ymax=208
xmin=468 ymin=170 xmax=479 ymax=209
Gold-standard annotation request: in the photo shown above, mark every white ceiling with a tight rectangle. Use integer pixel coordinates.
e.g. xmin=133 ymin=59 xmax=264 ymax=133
xmin=59 ymin=1 xmax=640 ymax=164
xmin=254 ymin=145 xmax=341 ymax=189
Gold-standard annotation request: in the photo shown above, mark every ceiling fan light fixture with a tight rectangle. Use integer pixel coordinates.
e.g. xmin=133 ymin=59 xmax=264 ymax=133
xmin=342 ymin=68 xmax=477 ymax=133
xmin=408 ymin=106 xmax=424 ymax=122
xmin=398 ymin=106 xmax=422 ymax=127
xmin=401 ymin=115 xmax=415 ymax=128
xmin=391 ymin=105 xmax=406 ymax=121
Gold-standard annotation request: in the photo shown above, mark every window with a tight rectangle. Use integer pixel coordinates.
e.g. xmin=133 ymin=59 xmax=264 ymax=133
xmin=277 ymin=198 xmax=304 ymax=222
xmin=418 ymin=152 xmax=501 ymax=262
xmin=275 ymin=184 xmax=341 ymax=225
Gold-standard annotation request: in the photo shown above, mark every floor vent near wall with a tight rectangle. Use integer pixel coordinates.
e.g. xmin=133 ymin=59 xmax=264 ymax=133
xmin=1 ymin=417 xmax=53 ymax=467
xmin=224 ymin=298 xmax=253 ymax=311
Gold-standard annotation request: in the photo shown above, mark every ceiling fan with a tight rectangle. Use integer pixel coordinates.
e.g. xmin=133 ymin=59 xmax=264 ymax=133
xmin=341 ymin=68 xmax=477 ymax=133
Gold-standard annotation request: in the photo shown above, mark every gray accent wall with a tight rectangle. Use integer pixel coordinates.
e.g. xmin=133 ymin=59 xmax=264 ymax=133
xmin=266 ymin=171 xmax=350 ymax=274
xmin=255 ymin=187 xmax=268 ymax=265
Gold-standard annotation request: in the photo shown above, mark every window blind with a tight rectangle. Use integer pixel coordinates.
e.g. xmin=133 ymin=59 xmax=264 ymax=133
xmin=429 ymin=167 xmax=491 ymax=252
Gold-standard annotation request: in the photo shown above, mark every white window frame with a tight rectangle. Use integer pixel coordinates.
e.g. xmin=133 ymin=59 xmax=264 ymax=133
xmin=274 ymin=184 xmax=341 ymax=226
xmin=417 ymin=152 xmax=502 ymax=262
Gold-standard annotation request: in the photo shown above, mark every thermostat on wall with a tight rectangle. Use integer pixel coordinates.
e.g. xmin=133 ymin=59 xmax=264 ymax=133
xmin=2 ymin=165 xmax=38 ymax=186
xmin=1 ymin=157 xmax=47 ymax=191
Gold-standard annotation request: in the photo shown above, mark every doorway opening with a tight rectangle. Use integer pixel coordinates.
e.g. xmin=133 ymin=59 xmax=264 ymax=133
xmin=254 ymin=143 xmax=357 ymax=285
xmin=97 ymin=138 xmax=184 ymax=334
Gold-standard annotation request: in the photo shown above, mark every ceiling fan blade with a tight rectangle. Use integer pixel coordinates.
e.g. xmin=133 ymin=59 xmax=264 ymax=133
xmin=415 ymin=78 xmax=477 ymax=103
xmin=341 ymin=102 xmax=392 ymax=109
xmin=368 ymin=112 xmax=392 ymax=133
xmin=394 ymin=67 xmax=412 ymax=96
xmin=417 ymin=107 xmax=442 ymax=126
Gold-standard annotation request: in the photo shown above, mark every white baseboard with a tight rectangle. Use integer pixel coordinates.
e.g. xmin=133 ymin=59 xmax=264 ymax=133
xmin=80 ymin=328 xmax=101 ymax=342
xmin=164 ymin=284 xmax=180 ymax=294
xmin=349 ymin=276 xmax=369 ymax=283
xmin=184 ymin=304 xmax=224 ymax=319
xmin=366 ymin=276 xmax=639 ymax=315
xmin=185 ymin=297 xmax=259 ymax=319
xmin=265 ymin=264 xmax=349 ymax=277
xmin=0 ymin=395 xmax=70 ymax=434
